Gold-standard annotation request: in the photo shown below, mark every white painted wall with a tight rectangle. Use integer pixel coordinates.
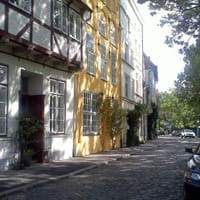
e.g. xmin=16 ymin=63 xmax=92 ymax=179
xmin=0 ymin=52 xmax=74 ymax=170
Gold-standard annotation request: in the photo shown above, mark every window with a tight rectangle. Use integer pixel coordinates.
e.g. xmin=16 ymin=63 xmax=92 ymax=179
xmin=131 ymin=78 xmax=135 ymax=100
xmin=99 ymin=17 xmax=106 ymax=37
xmin=111 ymin=51 xmax=116 ymax=85
xmin=69 ymin=9 xmax=81 ymax=41
xmin=53 ymin=0 xmax=68 ymax=33
xmin=106 ymin=0 xmax=110 ymax=8
xmin=83 ymin=91 xmax=99 ymax=135
xmin=110 ymin=26 xmax=115 ymax=45
xmin=124 ymin=73 xmax=130 ymax=98
xmin=9 ymin=0 xmax=31 ymax=12
xmin=125 ymin=42 xmax=129 ymax=62
xmin=0 ymin=65 xmax=8 ymax=136
xmin=99 ymin=43 xmax=107 ymax=80
xmin=50 ymin=79 xmax=65 ymax=134
xmin=86 ymin=33 xmax=95 ymax=75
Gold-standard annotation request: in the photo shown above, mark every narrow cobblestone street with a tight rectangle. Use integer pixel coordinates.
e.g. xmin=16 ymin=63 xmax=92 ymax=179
xmin=5 ymin=136 xmax=200 ymax=200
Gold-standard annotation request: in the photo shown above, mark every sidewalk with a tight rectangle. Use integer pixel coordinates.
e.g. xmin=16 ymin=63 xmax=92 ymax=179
xmin=0 ymin=145 xmax=145 ymax=198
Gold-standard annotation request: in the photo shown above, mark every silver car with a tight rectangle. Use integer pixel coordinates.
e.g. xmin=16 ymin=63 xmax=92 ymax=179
xmin=181 ymin=129 xmax=196 ymax=138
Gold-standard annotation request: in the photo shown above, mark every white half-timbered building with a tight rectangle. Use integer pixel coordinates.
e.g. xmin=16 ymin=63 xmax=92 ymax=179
xmin=0 ymin=0 xmax=90 ymax=170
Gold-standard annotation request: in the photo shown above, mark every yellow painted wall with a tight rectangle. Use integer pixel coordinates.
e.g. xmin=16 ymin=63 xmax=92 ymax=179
xmin=74 ymin=0 xmax=121 ymax=156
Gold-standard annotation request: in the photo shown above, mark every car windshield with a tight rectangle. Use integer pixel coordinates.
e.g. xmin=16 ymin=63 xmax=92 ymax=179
xmin=184 ymin=129 xmax=193 ymax=132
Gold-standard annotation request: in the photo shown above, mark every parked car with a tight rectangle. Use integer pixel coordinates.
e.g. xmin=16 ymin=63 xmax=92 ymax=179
xmin=172 ymin=130 xmax=181 ymax=137
xmin=184 ymin=144 xmax=200 ymax=200
xmin=181 ymin=129 xmax=196 ymax=138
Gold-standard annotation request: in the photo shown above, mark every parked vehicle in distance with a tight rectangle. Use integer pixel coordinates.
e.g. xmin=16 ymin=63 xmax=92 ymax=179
xmin=184 ymin=144 xmax=200 ymax=200
xmin=181 ymin=129 xmax=195 ymax=138
xmin=172 ymin=130 xmax=181 ymax=137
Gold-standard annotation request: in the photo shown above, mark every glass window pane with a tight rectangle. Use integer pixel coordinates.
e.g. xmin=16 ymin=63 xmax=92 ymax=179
xmin=0 ymin=103 xmax=5 ymax=117
xmin=58 ymin=82 xmax=65 ymax=94
xmin=54 ymin=0 xmax=62 ymax=28
xmin=0 ymin=65 xmax=7 ymax=84
xmin=70 ymin=11 xmax=75 ymax=37
xmin=0 ymin=87 xmax=6 ymax=102
xmin=76 ymin=15 xmax=81 ymax=40
xmin=0 ymin=119 xmax=5 ymax=135
xmin=50 ymin=80 xmax=56 ymax=93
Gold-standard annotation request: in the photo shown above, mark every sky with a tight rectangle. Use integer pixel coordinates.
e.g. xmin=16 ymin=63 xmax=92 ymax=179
xmin=137 ymin=3 xmax=185 ymax=92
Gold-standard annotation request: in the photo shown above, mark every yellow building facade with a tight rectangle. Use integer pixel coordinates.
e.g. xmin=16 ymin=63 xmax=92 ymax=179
xmin=74 ymin=0 xmax=121 ymax=156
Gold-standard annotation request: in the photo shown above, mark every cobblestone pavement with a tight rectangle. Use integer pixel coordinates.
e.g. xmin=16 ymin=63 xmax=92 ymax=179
xmin=4 ymin=136 xmax=200 ymax=200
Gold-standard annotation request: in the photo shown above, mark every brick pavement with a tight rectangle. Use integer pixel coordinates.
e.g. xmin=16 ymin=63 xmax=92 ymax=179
xmin=1 ymin=136 xmax=200 ymax=200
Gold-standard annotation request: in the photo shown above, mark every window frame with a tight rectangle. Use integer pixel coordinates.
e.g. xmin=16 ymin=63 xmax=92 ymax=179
xmin=110 ymin=26 xmax=115 ymax=45
xmin=124 ymin=73 xmax=130 ymax=99
xmin=53 ymin=0 xmax=68 ymax=33
xmin=9 ymin=0 xmax=32 ymax=13
xmin=111 ymin=51 xmax=116 ymax=85
xmin=69 ymin=8 xmax=81 ymax=41
xmin=49 ymin=78 xmax=66 ymax=135
xmin=0 ymin=64 xmax=8 ymax=136
xmin=86 ymin=33 xmax=95 ymax=75
xmin=99 ymin=43 xmax=107 ymax=81
xmin=83 ymin=91 xmax=99 ymax=136
xmin=99 ymin=17 xmax=106 ymax=37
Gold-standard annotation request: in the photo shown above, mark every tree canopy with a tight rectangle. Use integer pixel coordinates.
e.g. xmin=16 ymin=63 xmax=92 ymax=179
xmin=137 ymin=0 xmax=200 ymax=50
xmin=175 ymin=45 xmax=200 ymax=114
xmin=158 ymin=89 xmax=197 ymax=130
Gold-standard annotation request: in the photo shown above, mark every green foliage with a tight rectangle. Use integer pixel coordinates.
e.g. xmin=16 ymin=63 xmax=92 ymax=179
xmin=158 ymin=90 xmax=197 ymax=129
xmin=175 ymin=46 xmax=200 ymax=116
xmin=127 ymin=103 xmax=147 ymax=146
xmin=137 ymin=0 xmax=200 ymax=50
xmin=18 ymin=117 xmax=43 ymax=165
xmin=100 ymin=97 xmax=124 ymax=149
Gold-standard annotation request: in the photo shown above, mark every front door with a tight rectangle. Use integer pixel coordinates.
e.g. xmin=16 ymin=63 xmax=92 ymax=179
xmin=20 ymin=71 xmax=45 ymax=163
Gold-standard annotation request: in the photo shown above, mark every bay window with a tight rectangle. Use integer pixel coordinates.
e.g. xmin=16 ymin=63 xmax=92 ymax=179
xmin=0 ymin=65 xmax=8 ymax=136
xmin=50 ymin=79 xmax=65 ymax=134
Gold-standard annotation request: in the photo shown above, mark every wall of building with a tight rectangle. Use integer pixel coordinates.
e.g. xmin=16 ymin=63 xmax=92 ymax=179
xmin=0 ymin=52 xmax=74 ymax=170
xmin=74 ymin=0 xmax=121 ymax=156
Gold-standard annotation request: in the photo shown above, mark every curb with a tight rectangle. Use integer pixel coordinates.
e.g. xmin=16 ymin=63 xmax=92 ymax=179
xmin=0 ymin=156 xmax=125 ymax=198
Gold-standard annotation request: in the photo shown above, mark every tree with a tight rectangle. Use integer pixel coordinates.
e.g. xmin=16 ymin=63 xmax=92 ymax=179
xmin=158 ymin=90 xmax=197 ymax=130
xmin=175 ymin=45 xmax=200 ymax=115
xmin=137 ymin=0 xmax=200 ymax=50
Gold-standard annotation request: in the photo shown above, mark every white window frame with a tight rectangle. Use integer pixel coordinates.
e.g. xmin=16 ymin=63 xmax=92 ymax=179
xmin=111 ymin=51 xmax=116 ymax=85
xmin=69 ymin=9 xmax=81 ymax=41
xmin=86 ymin=33 xmax=95 ymax=75
xmin=0 ymin=65 xmax=8 ymax=136
xmin=9 ymin=0 xmax=31 ymax=13
xmin=99 ymin=43 xmax=107 ymax=81
xmin=53 ymin=0 xmax=68 ymax=33
xmin=83 ymin=91 xmax=99 ymax=135
xmin=50 ymin=79 xmax=66 ymax=134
